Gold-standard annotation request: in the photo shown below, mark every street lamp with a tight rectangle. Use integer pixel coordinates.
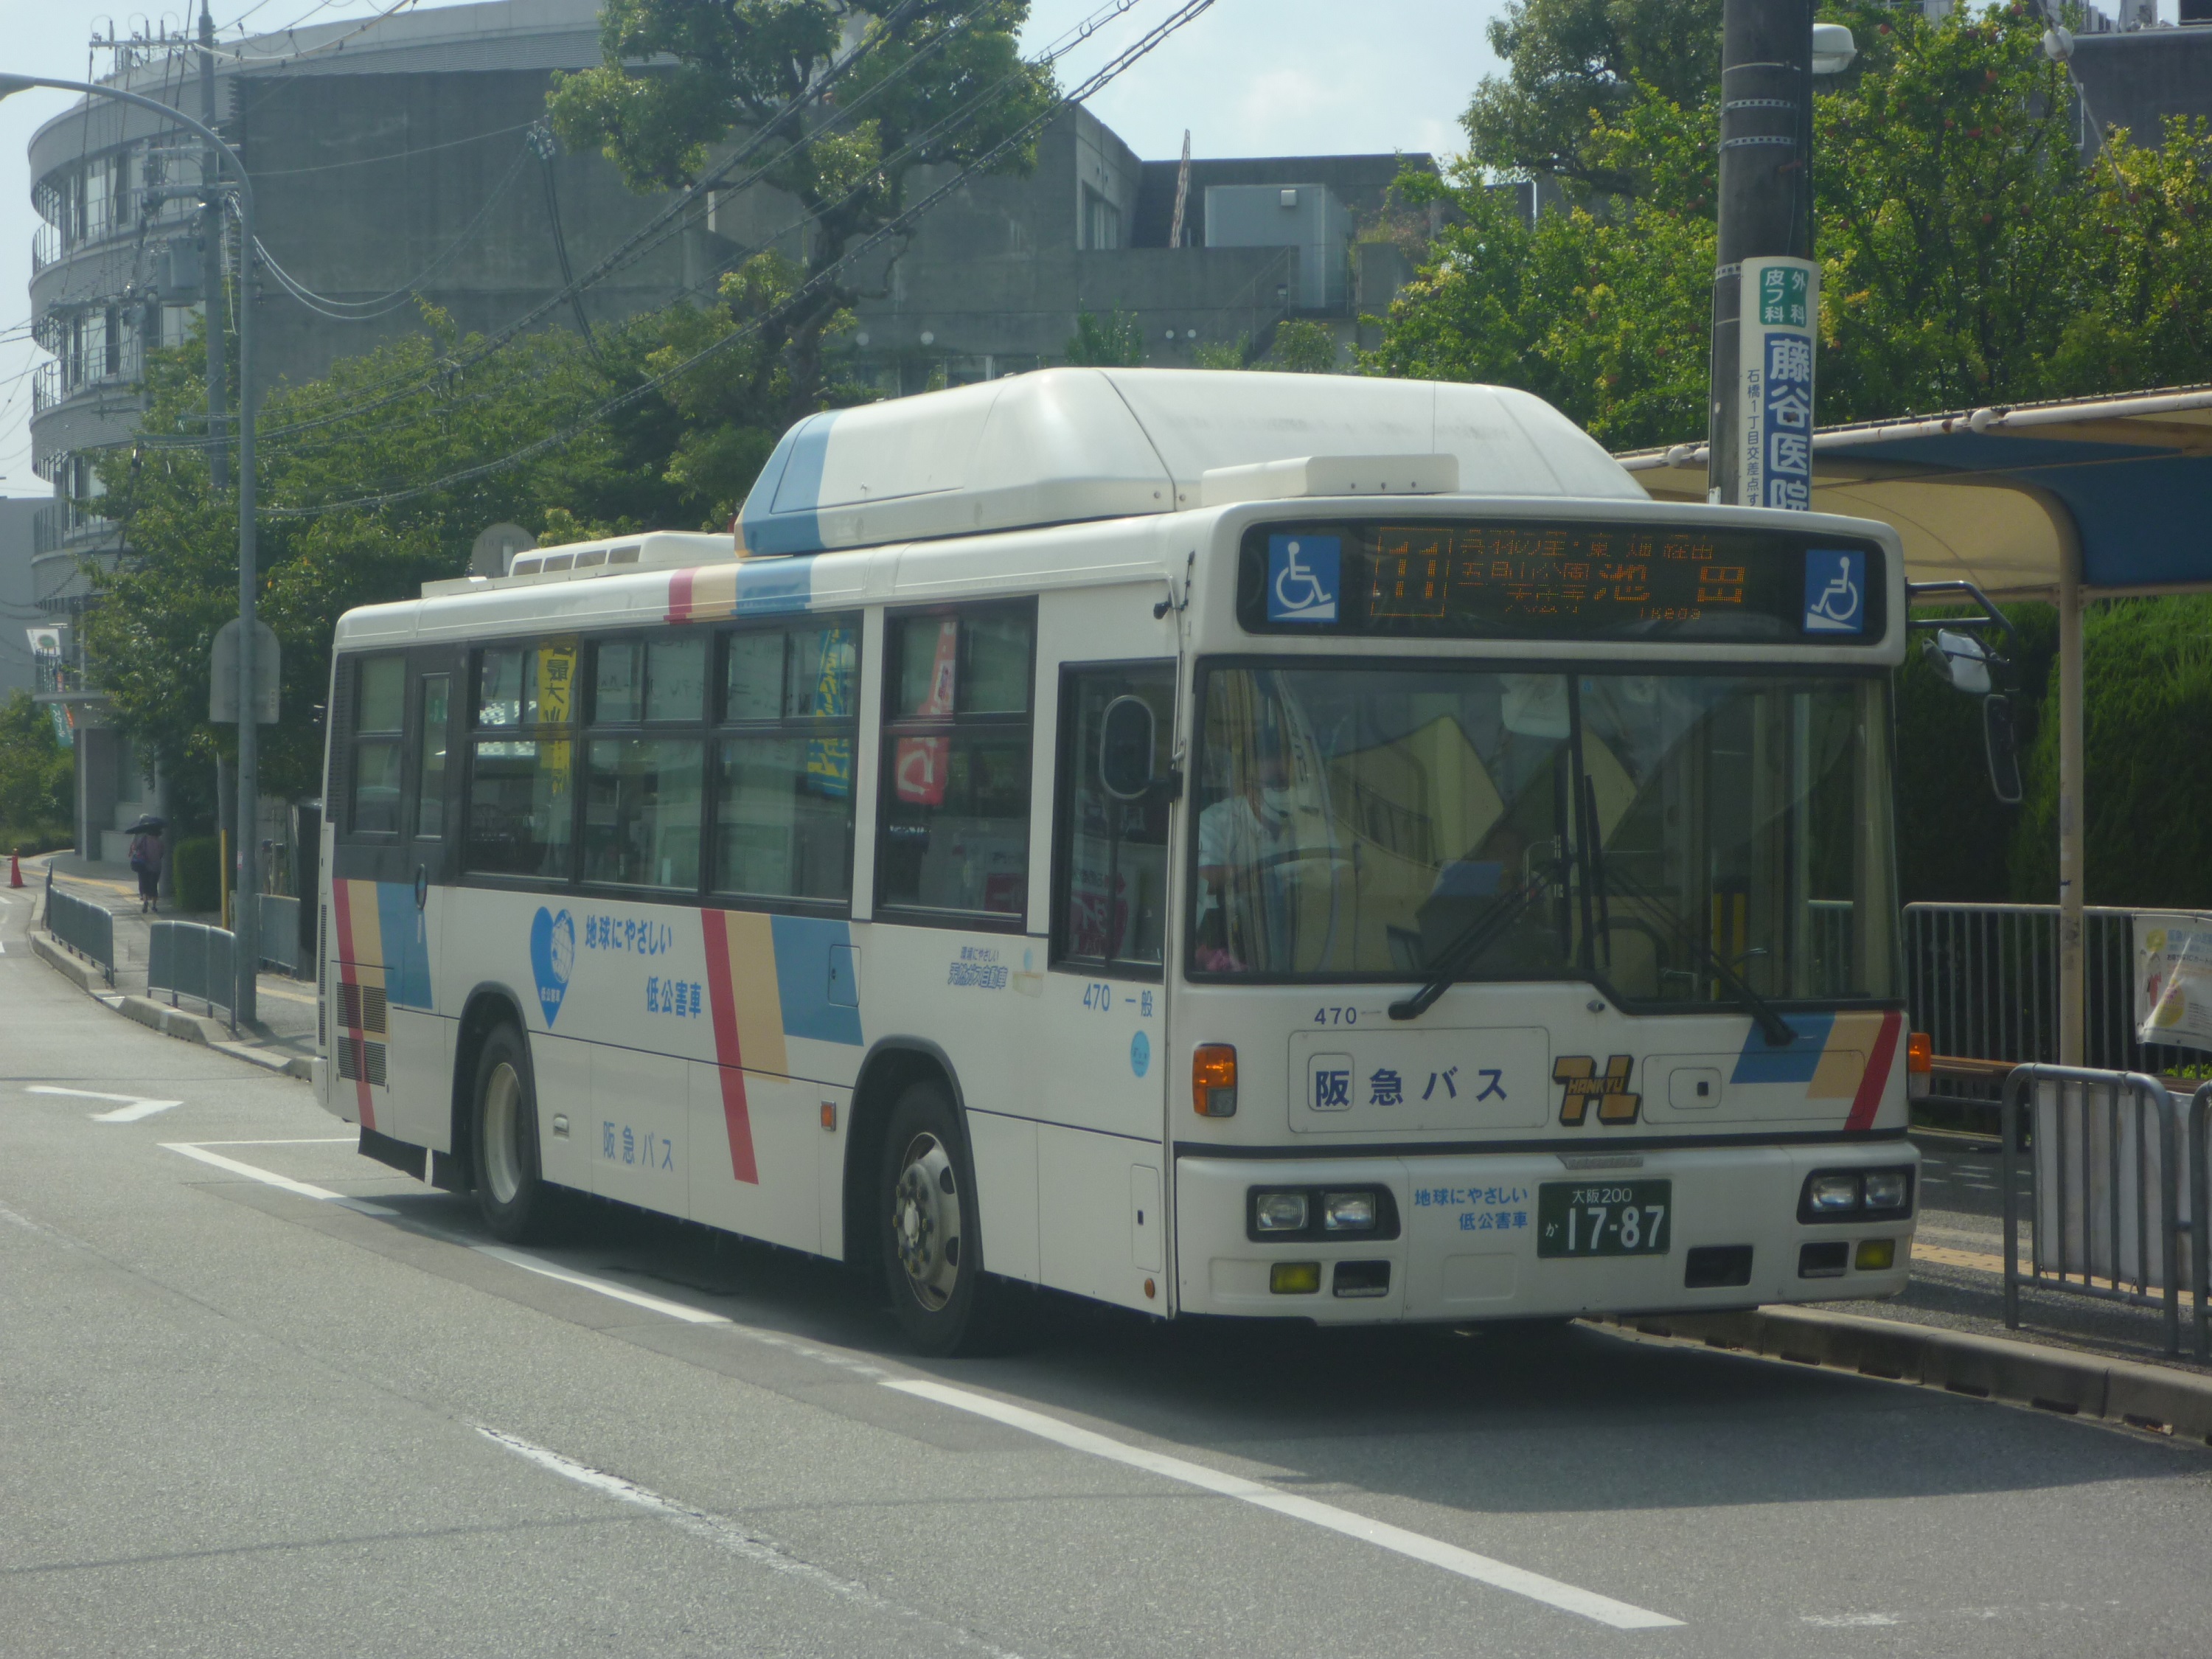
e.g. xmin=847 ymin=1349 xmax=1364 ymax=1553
xmin=1 ymin=69 xmax=262 ymax=1025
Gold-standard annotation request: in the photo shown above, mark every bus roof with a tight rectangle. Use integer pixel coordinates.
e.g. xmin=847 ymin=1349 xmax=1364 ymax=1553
xmin=734 ymin=369 xmax=1644 ymax=558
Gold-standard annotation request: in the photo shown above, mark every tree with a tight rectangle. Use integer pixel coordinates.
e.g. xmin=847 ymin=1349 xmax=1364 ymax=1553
xmin=1064 ymin=309 xmax=1146 ymax=366
xmin=0 ymin=690 xmax=74 ymax=844
xmin=549 ymin=1 xmax=1054 ymax=430
xmin=1262 ymin=321 xmax=1340 ymax=374
xmin=1463 ymin=0 xmax=1722 ymax=195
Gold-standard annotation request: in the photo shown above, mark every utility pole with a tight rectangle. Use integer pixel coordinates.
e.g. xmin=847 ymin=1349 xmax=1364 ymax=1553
xmin=1707 ymin=0 xmax=1817 ymax=507
xmin=198 ymin=0 xmax=227 ymax=493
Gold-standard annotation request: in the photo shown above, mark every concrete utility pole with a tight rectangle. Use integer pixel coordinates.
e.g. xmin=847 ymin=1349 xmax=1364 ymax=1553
xmin=198 ymin=0 xmax=227 ymax=493
xmin=1707 ymin=0 xmax=1817 ymax=506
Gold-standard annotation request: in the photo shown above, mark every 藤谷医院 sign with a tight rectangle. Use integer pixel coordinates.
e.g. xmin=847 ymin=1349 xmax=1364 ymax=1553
xmin=1738 ymin=257 xmax=1819 ymax=513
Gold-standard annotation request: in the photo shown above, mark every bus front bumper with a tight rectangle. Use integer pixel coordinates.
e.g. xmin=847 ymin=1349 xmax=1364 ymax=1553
xmin=1173 ymin=1141 xmax=1918 ymax=1323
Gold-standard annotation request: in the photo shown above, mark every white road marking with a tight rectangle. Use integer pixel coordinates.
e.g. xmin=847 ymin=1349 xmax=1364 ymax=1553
xmin=473 ymin=1245 xmax=736 ymax=1326
xmin=884 ymin=1379 xmax=1683 ymax=1631
xmin=29 ymin=1086 xmax=185 ymax=1122
xmin=160 ymin=1142 xmax=397 ymax=1216
xmin=476 ymin=1427 xmax=1026 ymax=1658
xmin=188 ymin=1137 xmax=357 ymax=1147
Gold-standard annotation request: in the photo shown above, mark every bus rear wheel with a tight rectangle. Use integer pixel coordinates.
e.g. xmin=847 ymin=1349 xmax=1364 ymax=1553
xmin=473 ymin=1022 xmax=556 ymax=1243
xmin=879 ymin=1080 xmax=1001 ymax=1356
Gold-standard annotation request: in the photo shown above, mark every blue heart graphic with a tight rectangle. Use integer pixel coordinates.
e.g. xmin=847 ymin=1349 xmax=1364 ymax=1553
xmin=529 ymin=906 xmax=575 ymax=1026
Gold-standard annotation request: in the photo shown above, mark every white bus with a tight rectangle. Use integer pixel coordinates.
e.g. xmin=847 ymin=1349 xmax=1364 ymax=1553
xmin=316 ymin=368 xmax=1920 ymax=1353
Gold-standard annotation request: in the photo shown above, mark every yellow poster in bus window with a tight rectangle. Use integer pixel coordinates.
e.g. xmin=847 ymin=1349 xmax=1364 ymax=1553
xmin=538 ymin=639 xmax=577 ymax=793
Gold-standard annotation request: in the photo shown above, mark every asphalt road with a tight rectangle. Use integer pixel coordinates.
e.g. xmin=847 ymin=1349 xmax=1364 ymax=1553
xmin=6 ymin=890 xmax=2212 ymax=1658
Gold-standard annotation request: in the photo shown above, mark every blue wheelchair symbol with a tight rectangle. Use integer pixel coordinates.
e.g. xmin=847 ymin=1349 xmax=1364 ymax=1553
xmin=1267 ymin=535 xmax=1340 ymax=624
xmin=1802 ymin=549 xmax=1865 ymax=635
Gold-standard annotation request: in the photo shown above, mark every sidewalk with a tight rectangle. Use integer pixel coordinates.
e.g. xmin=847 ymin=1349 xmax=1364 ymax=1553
xmin=30 ymin=852 xmax=318 ymax=1077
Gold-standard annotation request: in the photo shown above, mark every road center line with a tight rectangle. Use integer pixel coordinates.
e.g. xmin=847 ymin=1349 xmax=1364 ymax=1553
xmin=475 ymin=1427 xmax=1026 ymax=1658
xmin=883 ymin=1379 xmax=1682 ymax=1631
xmin=160 ymin=1142 xmax=397 ymax=1216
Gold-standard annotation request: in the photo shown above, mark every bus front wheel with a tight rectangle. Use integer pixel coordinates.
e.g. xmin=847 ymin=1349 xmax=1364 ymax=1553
xmin=472 ymin=1022 xmax=554 ymax=1243
xmin=879 ymin=1080 xmax=998 ymax=1355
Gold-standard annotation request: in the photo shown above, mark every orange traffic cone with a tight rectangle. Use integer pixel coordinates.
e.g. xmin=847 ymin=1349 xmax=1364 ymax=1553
xmin=7 ymin=852 xmax=21 ymax=889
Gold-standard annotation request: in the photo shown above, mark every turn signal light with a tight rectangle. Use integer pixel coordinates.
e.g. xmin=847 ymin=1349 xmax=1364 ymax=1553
xmin=1193 ymin=1044 xmax=1239 ymax=1117
xmin=1906 ymin=1032 xmax=1933 ymax=1074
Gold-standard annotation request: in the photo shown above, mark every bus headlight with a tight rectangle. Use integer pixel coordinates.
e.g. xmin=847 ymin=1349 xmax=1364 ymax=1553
xmin=1862 ymin=1170 xmax=1912 ymax=1214
xmin=1806 ymin=1173 xmax=1861 ymax=1214
xmin=1321 ymin=1191 xmax=1378 ymax=1232
xmin=1253 ymin=1191 xmax=1310 ymax=1233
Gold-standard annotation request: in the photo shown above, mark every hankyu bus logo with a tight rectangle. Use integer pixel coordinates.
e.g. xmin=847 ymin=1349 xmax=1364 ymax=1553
xmin=1554 ymin=1055 xmax=1639 ymax=1125
xmin=1267 ymin=534 xmax=1340 ymax=624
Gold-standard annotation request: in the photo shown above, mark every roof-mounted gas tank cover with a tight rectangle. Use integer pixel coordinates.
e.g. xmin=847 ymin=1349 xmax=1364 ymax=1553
xmin=734 ymin=367 xmax=1642 ymax=558
xmin=1198 ymin=453 xmax=1460 ymax=508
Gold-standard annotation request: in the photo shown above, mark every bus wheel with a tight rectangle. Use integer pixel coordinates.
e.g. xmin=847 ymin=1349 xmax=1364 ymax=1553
xmin=473 ymin=1023 xmax=553 ymax=1243
xmin=880 ymin=1080 xmax=994 ymax=1355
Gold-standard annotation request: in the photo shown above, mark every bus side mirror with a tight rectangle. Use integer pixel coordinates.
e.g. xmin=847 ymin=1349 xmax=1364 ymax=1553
xmin=1099 ymin=695 xmax=1156 ymax=800
xmin=1921 ymin=628 xmax=1993 ymax=695
xmin=1983 ymin=694 xmax=2023 ymax=806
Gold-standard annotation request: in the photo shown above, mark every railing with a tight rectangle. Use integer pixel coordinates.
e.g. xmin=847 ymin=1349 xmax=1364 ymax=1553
xmin=257 ymin=893 xmax=302 ymax=975
xmin=43 ymin=874 xmax=114 ymax=985
xmin=2193 ymin=1082 xmax=2212 ymax=1362
xmin=32 ymin=500 xmax=119 ymax=557
xmin=32 ymin=338 xmax=146 ymax=415
xmin=2002 ymin=1064 xmax=2187 ymax=1357
xmin=148 ymin=919 xmax=237 ymax=1023
xmin=1903 ymin=902 xmax=2198 ymax=1085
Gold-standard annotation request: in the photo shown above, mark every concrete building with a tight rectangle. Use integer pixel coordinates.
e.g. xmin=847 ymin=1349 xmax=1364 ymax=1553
xmin=0 ymin=497 xmax=43 ymax=698
xmin=24 ymin=0 xmax=1426 ymax=860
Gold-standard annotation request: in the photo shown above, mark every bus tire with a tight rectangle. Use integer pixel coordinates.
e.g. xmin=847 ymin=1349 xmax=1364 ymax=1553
xmin=472 ymin=1022 xmax=555 ymax=1243
xmin=879 ymin=1079 xmax=1001 ymax=1356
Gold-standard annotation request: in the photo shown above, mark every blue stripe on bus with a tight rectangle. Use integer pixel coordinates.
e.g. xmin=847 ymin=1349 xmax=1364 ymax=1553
xmin=771 ymin=913 xmax=864 ymax=1046
xmin=741 ymin=411 xmax=837 ymax=557
xmin=1729 ymin=1012 xmax=1836 ymax=1084
xmin=373 ymin=880 xmax=435 ymax=1009
xmin=734 ymin=556 xmax=818 ymax=615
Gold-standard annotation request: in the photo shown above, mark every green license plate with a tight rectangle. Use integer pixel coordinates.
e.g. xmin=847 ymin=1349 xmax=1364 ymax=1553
xmin=1537 ymin=1179 xmax=1672 ymax=1258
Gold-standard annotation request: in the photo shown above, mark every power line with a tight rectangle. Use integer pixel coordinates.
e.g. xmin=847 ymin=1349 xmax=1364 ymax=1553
xmin=262 ymin=0 xmax=1219 ymax=518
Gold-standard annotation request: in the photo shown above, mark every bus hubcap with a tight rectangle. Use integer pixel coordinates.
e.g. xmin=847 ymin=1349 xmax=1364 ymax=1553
xmin=483 ymin=1062 xmax=524 ymax=1206
xmin=891 ymin=1133 xmax=961 ymax=1311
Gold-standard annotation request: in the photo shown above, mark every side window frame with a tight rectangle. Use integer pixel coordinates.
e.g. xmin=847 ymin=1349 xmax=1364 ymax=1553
xmin=874 ymin=599 xmax=1037 ymax=931
xmin=343 ymin=651 xmax=410 ymax=842
xmin=578 ymin=630 xmax=710 ymax=895
xmin=1048 ymin=658 xmax=1176 ymax=981
xmin=460 ymin=637 xmax=583 ymax=887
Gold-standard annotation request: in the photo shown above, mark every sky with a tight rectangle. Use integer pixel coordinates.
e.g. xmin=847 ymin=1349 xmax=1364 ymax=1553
xmin=0 ymin=0 xmax=1506 ymax=499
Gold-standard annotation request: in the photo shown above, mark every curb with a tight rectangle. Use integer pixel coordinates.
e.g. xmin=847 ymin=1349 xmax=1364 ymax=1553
xmin=31 ymin=928 xmax=315 ymax=1082
xmin=1604 ymin=1304 xmax=2212 ymax=1444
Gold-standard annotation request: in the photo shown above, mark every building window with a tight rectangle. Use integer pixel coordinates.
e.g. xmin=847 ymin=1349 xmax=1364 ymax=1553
xmin=714 ymin=618 xmax=860 ymax=904
xmin=878 ymin=605 xmax=1034 ymax=922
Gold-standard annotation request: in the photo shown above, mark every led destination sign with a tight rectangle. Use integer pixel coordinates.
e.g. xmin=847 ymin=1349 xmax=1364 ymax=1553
xmin=1238 ymin=520 xmax=1885 ymax=644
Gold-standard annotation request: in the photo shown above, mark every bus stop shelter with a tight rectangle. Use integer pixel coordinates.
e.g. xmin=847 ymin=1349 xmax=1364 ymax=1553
xmin=1618 ymin=383 xmax=2212 ymax=1065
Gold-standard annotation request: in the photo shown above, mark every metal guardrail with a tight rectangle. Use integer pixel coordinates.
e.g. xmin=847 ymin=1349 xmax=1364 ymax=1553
xmin=43 ymin=872 xmax=114 ymax=984
xmin=2002 ymin=1064 xmax=2185 ymax=1357
xmin=1905 ymin=903 xmax=2199 ymax=1088
xmin=257 ymin=893 xmax=301 ymax=975
xmin=148 ymin=920 xmax=237 ymax=1025
xmin=2194 ymin=1082 xmax=2212 ymax=1364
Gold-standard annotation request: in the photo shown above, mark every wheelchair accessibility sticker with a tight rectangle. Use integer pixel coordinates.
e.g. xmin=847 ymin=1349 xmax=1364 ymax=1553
xmin=1801 ymin=548 xmax=1866 ymax=635
xmin=1267 ymin=534 xmax=1340 ymax=624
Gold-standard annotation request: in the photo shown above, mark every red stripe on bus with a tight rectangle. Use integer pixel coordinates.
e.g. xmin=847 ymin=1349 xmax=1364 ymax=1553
xmin=1846 ymin=1010 xmax=1902 ymax=1132
xmin=668 ymin=568 xmax=696 ymax=625
xmin=330 ymin=880 xmax=375 ymax=1131
xmin=700 ymin=908 xmax=760 ymax=1183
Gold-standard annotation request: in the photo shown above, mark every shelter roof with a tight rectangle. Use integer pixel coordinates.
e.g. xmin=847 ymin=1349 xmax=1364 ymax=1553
xmin=1618 ymin=385 xmax=2212 ymax=599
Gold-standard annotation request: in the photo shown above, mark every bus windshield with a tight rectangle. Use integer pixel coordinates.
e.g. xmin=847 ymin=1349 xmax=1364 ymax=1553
xmin=1190 ymin=662 xmax=1897 ymax=1002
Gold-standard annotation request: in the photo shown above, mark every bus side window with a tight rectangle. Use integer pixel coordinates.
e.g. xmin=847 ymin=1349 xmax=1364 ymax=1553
xmin=350 ymin=655 xmax=407 ymax=836
xmin=415 ymin=672 xmax=450 ymax=840
xmin=1053 ymin=663 xmax=1174 ymax=971
xmin=877 ymin=605 xmax=1035 ymax=922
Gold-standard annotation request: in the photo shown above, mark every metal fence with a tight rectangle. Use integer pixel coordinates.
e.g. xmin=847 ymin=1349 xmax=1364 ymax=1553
xmin=257 ymin=893 xmax=302 ymax=975
xmin=43 ymin=874 xmax=114 ymax=984
xmin=148 ymin=920 xmax=237 ymax=1024
xmin=2193 ymin=1082 xmax=2212 ymax=1363
xmin=2002 ymin=1065 xmax=2187 ymax=1357
xmin=1903 ymin=902 xmax=2198 ymax=1082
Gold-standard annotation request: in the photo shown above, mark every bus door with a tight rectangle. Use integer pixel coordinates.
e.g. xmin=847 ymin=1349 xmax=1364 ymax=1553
xmin=327 ymin=647 xmax=459 ymax=1145
xmin=1039 ymin=660 xmax=1176 ymax=1304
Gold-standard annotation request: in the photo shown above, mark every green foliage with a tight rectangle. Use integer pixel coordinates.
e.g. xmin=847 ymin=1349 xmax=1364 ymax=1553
xmin=1064 ymin=310 xmax=1147 ymax=367
xmin=2008 ymin=599 xmax=2212 ymax=908
xmin=549 ymin=0 xmax=1054 ymax=429
xmin=0 ymin=690 xmax=74 ymax=846
xmin=1463 ymin=0 xmax=1723 ymax=192
xmin=172 ymin=835 xmax=219 ymax=914
xmin=1263 ymin=321 xmax=1340 ymax=374
xmin=1190 ymin=335 xmax=1254 ymax=370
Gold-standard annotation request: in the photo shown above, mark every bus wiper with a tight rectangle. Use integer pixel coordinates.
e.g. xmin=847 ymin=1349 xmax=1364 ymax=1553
xmin=1596 ymin=862 xmax=1797 ymax=1048
xmin=1388 ymin=877 xmax=1543 ymax=1022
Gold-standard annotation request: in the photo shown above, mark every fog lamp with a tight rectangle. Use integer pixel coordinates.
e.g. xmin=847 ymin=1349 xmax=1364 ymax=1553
xmin=1854 ymin=1238 xmax=1897 ymax=1272
xmin=1270 ymin=1262 xmax=1322 ymax=1295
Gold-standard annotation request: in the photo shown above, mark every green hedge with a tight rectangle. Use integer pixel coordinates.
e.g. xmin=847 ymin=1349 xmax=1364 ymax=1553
xmin=173 ymin=836 xmax=220 ymax=915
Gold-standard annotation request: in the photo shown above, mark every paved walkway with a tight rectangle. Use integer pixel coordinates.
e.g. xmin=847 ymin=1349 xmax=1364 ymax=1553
xmin=29 ymin=852 xmax=316 ymax=1071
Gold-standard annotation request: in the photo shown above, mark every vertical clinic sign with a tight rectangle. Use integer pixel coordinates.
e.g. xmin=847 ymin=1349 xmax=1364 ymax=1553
xmin=1738 ymin=257 xmax=1818 ymax=512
